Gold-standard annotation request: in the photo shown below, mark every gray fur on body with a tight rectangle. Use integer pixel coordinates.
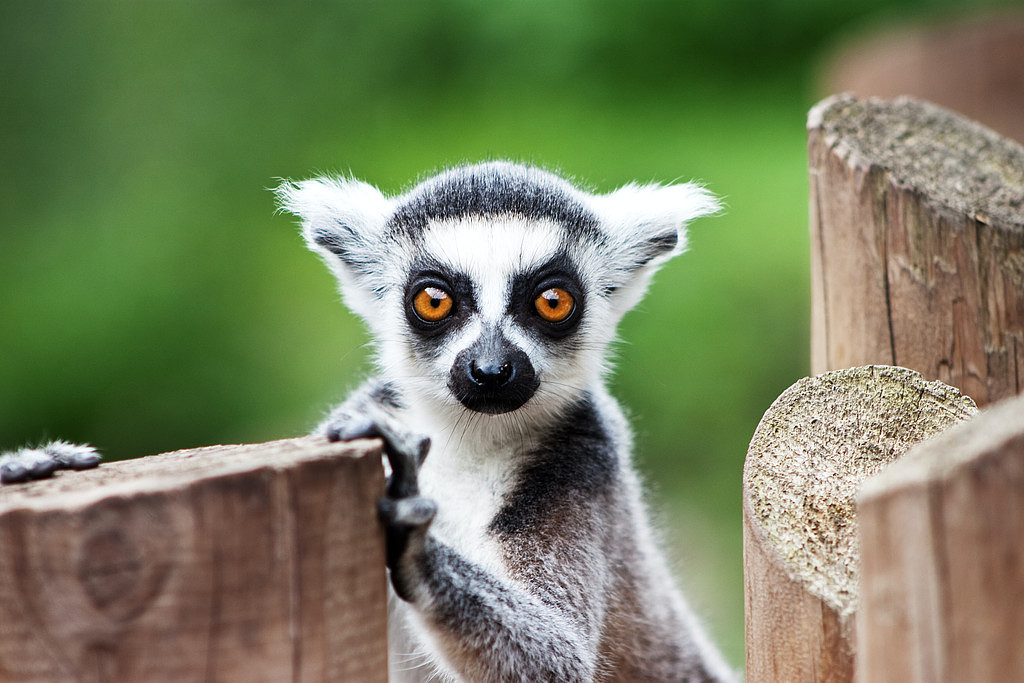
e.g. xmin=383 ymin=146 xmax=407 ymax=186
xmin=283 ymin=161 xmax=734 ymax=682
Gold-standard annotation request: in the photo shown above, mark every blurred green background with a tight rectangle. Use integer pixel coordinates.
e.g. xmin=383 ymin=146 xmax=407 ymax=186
xmin=1 ymin=0 xmax=1015 ymax=666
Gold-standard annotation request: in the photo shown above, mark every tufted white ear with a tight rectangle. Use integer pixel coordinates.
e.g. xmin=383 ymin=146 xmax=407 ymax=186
xmin=591 ymin=181 xmax=719 ymax=269
xmin=277 ymin=176 xmax=393 ymax=274
xmin=277 ymin=176 xmax=394 ymax=319
xmin=587 ymin=181 xmax=720 ymax=313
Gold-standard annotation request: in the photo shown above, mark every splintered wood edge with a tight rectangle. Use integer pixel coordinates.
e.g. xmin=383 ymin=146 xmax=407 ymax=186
xmin=743 ymin=365 xmax=977 ymax=617
xmin=808 ymin=94 xmax=1024 ymax=231
xmin=0 ymin=437 xmax=383 ymax=512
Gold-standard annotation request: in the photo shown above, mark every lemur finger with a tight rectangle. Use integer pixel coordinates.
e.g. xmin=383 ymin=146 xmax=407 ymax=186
xmin=369 ymin=414 xmax=430 ymax=467
xmin=43 ymin=441 xmax=101 ymax=470
xmin=379 ymin=495 xmax=438 ymax=527
xmin=325 ymin=414 xmax=379 ymax=443
xmin=323 ymin=408 xmax=429 ymax=465
xmin=378 ymin=496 xmax=437 ymax=569
xmin=348 ymin=408 xmax=431 ymax=498
xmin=0 ymin=449 xmax=58 ymax=483
xmin=0 ymin=459 xmax=33 ymax=484
xmin=383 ymin=437 xmax=430 ymax=499
xmin=321 ymin=410 xmax=429 ymax=498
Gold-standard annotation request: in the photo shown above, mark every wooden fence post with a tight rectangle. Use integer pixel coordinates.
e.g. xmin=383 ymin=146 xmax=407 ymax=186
xmin=743 ymin=366 xmax=976 ymax=683
xmin=858 ymin=392 xmax=1024 ymax=683
xmin=0 ymin=437 xmax=388 ymax=682
xmin=808 ymin=94 xmax=1024 ymax=406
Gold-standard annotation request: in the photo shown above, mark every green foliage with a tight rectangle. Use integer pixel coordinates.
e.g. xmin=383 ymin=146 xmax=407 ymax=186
xmin=2 ymin=0 xmax=1017 ymax=665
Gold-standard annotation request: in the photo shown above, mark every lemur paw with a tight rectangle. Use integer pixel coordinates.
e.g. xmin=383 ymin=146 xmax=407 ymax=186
xmin=322 ymin=408 xmax=435 ymax=601
xmin=375 ymin=435 xmax=436 ymax=602
xmin=378 ymin=494 xmax=437 ymax=601
xmin=0 ymin=441 xmax=101 ymax=484
xmin=322 ymin=408 xmax=430 ymax=499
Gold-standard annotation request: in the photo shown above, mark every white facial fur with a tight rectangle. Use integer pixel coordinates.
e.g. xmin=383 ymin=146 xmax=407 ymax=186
xmin=381 ymin=215 xmax=608 ymax=431
xmin=278 ymin=162 xmax=719 ymax=432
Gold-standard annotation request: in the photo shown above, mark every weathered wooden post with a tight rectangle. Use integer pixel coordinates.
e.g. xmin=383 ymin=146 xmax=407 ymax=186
xmin=0 ymin=437 xmax=388 ymax=682
xmin=858 ymin=391 xmax=1024 ymax=683
xmin=743 ymin=365 xmax=975 ymax=683
xmin=745 ymin=93 xmax=1024 ymax=681
xmin=809 ymin=94 xmax=1024 ymax=406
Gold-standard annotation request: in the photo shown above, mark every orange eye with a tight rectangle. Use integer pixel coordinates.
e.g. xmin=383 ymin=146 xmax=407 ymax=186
xmin=412 ymin=286 xmax=453 ymax=322
xmin=535 ymin=287 xmax=575 ymax=323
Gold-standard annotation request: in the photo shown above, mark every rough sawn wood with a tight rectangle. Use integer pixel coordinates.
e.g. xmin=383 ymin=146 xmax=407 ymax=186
xmin=0 ymin=437 xmax=387 ymax=683
xmin=743 ymin=365 xmax=976 ymax=683
xmin=858 ymin=391 xmax=1024 ymax=683
xmin=808 ymin=94 xmax=1024 ymax=406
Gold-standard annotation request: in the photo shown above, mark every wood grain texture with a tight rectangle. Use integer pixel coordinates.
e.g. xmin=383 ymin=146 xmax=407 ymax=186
xmin=743 ymin=366 xmax=976 ymax=683
xmin=808 ymin=94 xmax=1024 ymax=406
xmin=858 ymin=392 xmax=1024 ymax=683
xmin=0 ymin=437 xmax=387 ymax=683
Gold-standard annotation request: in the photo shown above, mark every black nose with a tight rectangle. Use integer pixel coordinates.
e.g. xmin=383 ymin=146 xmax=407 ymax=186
xmin=448 ymin=335 xmax=539 ymax=415
xmin=470 ymin=360 xmax=514 ymax=389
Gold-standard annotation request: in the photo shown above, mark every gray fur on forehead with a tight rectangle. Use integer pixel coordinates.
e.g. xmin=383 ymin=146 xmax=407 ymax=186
xmin=387 ymin=161 xmax=601 ymax=238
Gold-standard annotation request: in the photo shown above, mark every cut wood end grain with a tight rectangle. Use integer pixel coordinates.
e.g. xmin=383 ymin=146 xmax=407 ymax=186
xmin=859 ymin=390 xmax=1024 ymax=499
xmin=808 ymin=94 xmax=1024 ymax=231
xmin=744 ymin=365 xmax=977 ymax=616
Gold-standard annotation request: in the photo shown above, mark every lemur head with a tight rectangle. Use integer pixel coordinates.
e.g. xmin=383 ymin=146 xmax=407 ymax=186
xmin=280 ymin=162 xmax=717 ymax=423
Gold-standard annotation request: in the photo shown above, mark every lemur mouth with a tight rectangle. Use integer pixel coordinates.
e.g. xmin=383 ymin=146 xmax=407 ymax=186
xmin=448 ymin=347 xmax=539 ymax=415
xmin=455 ymin=385 xmax=537 ymax=415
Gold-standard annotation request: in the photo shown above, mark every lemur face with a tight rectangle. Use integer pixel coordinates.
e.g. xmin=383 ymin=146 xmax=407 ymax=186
xmin=280 ymin=162 xmax=718 ymax=420
xmin=398 ymin=216 xmax=589 ymax=415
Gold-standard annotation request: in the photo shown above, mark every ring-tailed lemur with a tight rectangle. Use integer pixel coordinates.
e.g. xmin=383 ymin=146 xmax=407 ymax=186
xmin=279 ymin=161 xmax=734 ymax=682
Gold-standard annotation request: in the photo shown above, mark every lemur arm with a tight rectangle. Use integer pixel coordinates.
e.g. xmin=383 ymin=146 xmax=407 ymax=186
xmin=313 ymin=377 xmax=406 ymax=441
xmin=374 ymin=400 xmax=614 ymax=682
xmin=391 ymin=534 xmax=603 ymax=681
xmin=381 ymin=469 xmax=607 ymax=682
xmin=321 ymin=383 xmax=612 ymax=680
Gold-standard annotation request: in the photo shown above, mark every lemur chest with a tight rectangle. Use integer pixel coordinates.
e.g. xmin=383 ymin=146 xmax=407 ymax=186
xmin=416 ymin=441 xmax=520 ymax=567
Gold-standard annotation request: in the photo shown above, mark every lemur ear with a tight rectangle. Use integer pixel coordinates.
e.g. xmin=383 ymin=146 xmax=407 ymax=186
xmin=590 ymin=181 xmax=720 ymax=272
xmin=587 ymin=181 xmax=719 ymax=312
xmin=276 ymin=176 xmax=392 ymax=281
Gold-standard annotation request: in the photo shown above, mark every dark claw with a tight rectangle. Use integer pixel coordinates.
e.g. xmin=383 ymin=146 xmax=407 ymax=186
xmin=325 ymin=410 xmax=430 ymax=499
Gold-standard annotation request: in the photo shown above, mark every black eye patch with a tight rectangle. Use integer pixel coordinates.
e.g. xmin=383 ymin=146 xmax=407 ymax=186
xmin=509 ymin=256 xmax=585 ymax=339
xmin=403 ymin=264 xmax=476 ymax=340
